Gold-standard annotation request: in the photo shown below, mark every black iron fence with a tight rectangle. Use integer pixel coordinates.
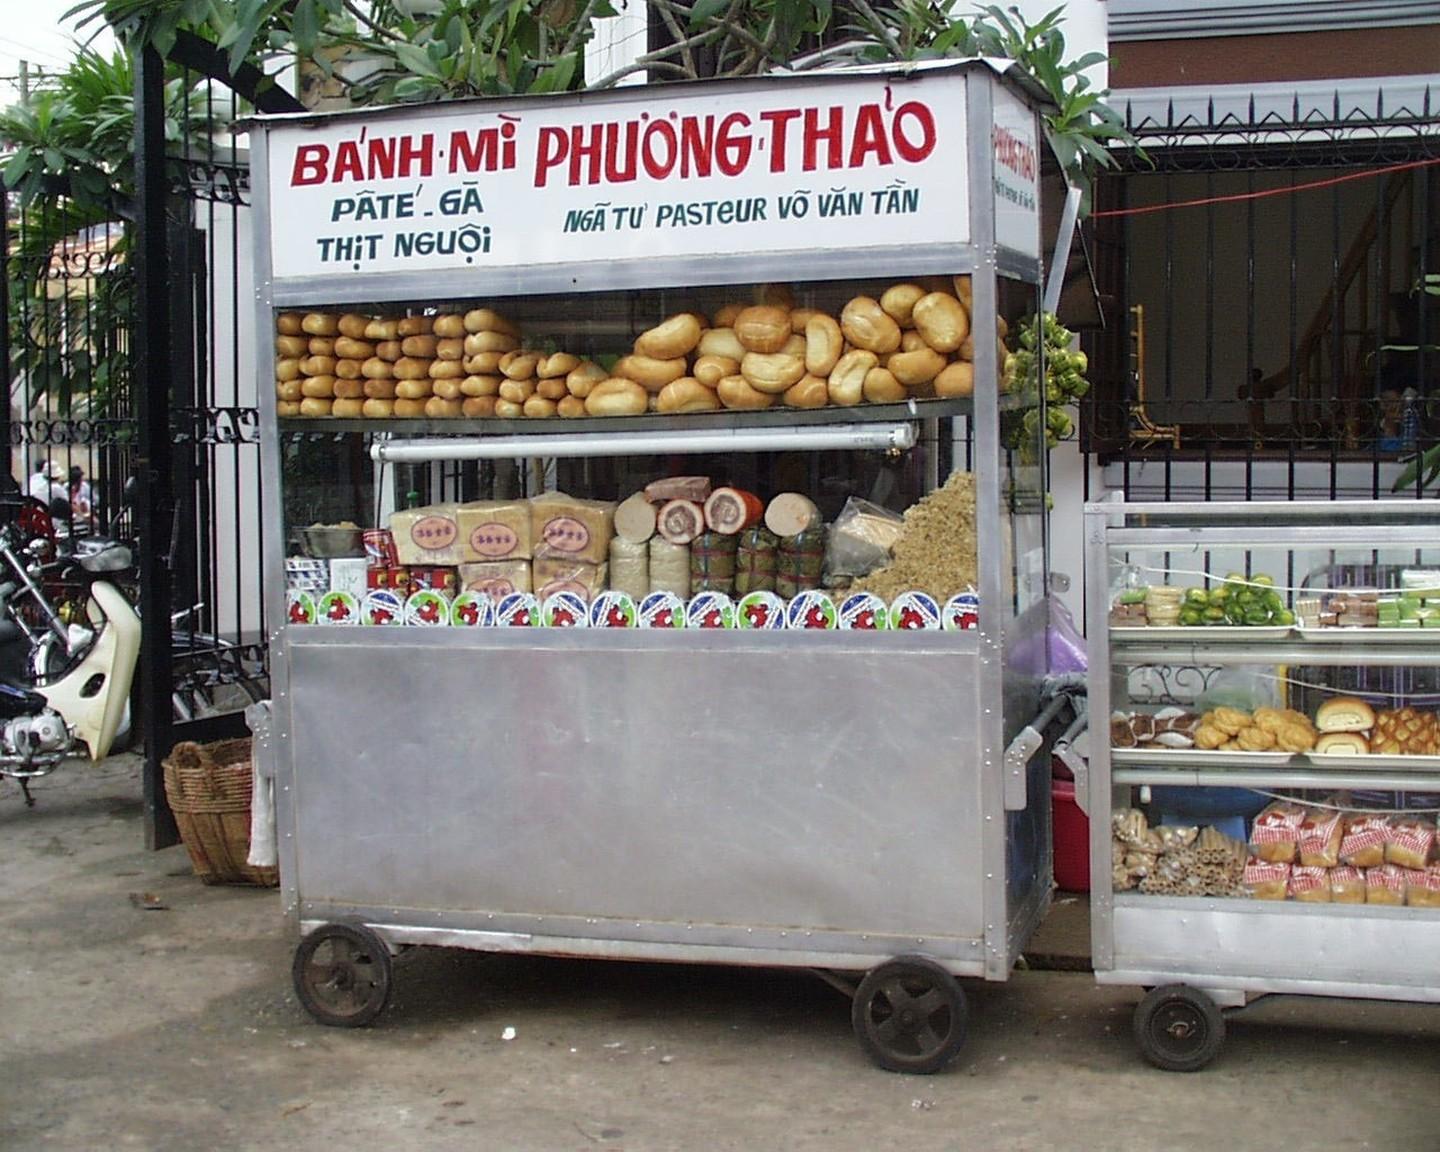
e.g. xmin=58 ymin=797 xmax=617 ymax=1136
xmin=1081 ymin=81 xmax=1440 ymax=501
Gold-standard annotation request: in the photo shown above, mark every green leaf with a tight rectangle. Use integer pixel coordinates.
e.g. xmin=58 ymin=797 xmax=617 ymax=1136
xmin=291 ymin=0 xmax=321 ymax=56
xmin=689 ymin=0 xmax=730 ymax=28
xmin=392 ymin=41 xmax=443 ymax=78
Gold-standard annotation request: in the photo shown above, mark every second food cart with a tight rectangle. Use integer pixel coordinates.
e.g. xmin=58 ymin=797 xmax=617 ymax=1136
xmin=249 ymin=59 xmax=1067 ymax=1073
xmin=1085 ymin=499 xmax=1440 ymax=1070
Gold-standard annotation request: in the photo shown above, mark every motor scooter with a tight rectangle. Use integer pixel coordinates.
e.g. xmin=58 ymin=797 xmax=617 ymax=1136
xmin=0 ymin=520 xmax=141 ymax=806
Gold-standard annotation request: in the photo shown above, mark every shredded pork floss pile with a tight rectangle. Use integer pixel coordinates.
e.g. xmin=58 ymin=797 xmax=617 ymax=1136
xmin=853 ymin=470 xmax=978 ymax=602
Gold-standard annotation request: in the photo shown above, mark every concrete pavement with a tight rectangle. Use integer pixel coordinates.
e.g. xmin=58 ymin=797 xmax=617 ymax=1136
xmin=2 ymin=755 xmax=1437 ymax=1151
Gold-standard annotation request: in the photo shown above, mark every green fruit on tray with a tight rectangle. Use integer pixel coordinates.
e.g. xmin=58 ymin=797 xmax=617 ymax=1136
xmin=1179 ymin=607 xmax=1204 ymax=626
xmin=1275 ymin=609 xmax=1296 ymax=626
xmin=1208 ymin=586 xmax=1230 ymax=604
xmin=1185 ymin=587 xmax=1209 ymax=606
xmin=1203 ymin=606 xmax=1227 ymax=622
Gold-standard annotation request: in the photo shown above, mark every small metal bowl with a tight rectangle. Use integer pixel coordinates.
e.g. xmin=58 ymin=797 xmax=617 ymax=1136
xmin=300 ymin=525 xmax=364 ymax=559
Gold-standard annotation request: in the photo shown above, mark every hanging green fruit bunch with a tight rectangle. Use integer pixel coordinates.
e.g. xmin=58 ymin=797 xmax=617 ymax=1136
xmin=1004 ymin=312 xmax=1090 ymax=450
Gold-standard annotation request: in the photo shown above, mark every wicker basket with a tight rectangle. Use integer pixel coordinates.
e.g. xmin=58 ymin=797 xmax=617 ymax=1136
xmin=163 ymin=738 xmax=278 ymax=887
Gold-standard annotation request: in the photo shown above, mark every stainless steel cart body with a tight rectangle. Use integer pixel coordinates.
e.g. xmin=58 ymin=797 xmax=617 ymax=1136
xmin=250 ymin=63 xmax=1056 ymax=1021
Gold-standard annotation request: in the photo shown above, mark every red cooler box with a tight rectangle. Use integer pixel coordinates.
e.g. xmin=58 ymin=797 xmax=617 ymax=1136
xmin=1052 ymin=777 xmax=1090 ymax=893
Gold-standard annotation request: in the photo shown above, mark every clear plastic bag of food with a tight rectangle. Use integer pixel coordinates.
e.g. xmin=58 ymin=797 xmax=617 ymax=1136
xmin=824 ymin=498 xmax=903 ymax=580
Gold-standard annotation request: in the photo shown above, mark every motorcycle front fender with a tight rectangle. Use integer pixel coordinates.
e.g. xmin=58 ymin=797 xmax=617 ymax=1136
xmin=38 ymin=581 xmax=141 ymax=760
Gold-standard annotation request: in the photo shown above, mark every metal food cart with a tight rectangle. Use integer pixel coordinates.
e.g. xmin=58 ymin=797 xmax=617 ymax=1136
xmin=249 ymin=59 xmax=1065 ymax=1073
xmin=1084 ymin=499 xmax=1440 ymax=1071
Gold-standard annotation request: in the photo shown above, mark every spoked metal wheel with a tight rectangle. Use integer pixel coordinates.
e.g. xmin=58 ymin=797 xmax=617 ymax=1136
xmin=292 ymin=923 xmax=393 ymax=1027
xmin=1133 ymin=984 xmax=1225 ymax=1072
xmin=851 ymin=955 xmax=968 ymax=1074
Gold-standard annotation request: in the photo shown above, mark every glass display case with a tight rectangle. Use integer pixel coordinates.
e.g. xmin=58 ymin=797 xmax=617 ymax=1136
xmin=1084 ymin=499 xmax=1440 ymax=1070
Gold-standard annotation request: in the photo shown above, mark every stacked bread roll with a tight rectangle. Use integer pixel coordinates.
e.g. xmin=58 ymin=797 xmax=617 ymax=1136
xmin=277 ymin=277 xmax=1007 ymax=419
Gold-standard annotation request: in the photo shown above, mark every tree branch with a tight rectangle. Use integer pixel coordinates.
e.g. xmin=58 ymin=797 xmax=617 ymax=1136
xmin=652 ymin=0 xmax=697 ymax=79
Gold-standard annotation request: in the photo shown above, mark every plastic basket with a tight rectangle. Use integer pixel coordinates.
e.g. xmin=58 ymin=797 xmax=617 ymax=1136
xmin=162 ymin=738 xmax=277 ymax=887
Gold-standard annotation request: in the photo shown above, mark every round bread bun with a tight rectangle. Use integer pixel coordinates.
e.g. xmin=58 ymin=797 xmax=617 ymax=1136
xmin=614 ymin=354 xmax=687 ymax=392
xmin=276 ymin=379 xmax=303 ymax=403
xmin=523 ymin=395 xmax=559 ymax=419
xmin=733 ymin=305 xmax=792 ymax=353
xmin=401 ymin=334 xmax=438 ymax=359
xmin=362 ymin=398 xmax=395 ymax=418
xmin=804 ymin=314 xmax=844 ymax=377
xmin=828 ymin=349 xmax=876 ymax=407
xmin=566 ymin=361 xmax=608 ymax=398
xmin=933 ymin=361 xmax=974 ymax=398
xmin=361 ymin=358 xmax=395 ymax=380
xmin=880 ymin=283 xmax=927 ymax=328
xmin=393 ymin=397 xmax=428 ymax=418
xmin=301 ymin=312 xmax=338 ymax=337
xmin=334 ymin=359 xmax=364 ymax=381
xmin=463 ymin=308 xmax=518 ymax=337
xmin=840 ymin=297 xmax=901 ymax=355
xmin=1315 ymin=697 xmax=1377 ymax=734
xmin=500 ymin=350 xmax=540 ymax=380
xmin=332 ymin=377 xmax=365 ymax=400
xmin=716 ymin=375 xmax=776 ymax=411
xmin=362 ymin=378 xmax=398 ymax=400
xmin=337 ymin=313 xmax=371 ymax=339
xmin=464 ymin=351 xmax=505 ymax=375
xmin=712 ymin=302 xmax=746 ymax=329
xmin=862 ymin=367 xmax=907 ymax=404
xmin=464 ymin=330 xmax=519 ymax=356
xmin=332 ymin=397 xmax=366 ymax=418
xmin=557 ymin=395 xmax=587 ymax=418
xmin=912 ymin=291 xmax=970 ymax=353
xmin=375 ymin=340 xmax=404 ymax=362
xmin=428 ymin=359 xmax=464 ymax=380
xmin=697 ymin=327 xmax=748 ymax=363
xmin=425 ymin=396 xmax=464 ymax=419
xmin=498 ymin=378 xmax=536 ymax=404
xmin=435 ymin=337 xmax=465 ymax=361
xmin=635 ymin=313 xmax=703 ymax=360
xmin=395 ymin=379 xmax=434 ymax=401
xmin=432 ymin=378 xmax=463 ymax=401
xmin=300 ymin=354 xmax=337 ymax=378
xmin=275 ymin=335 xmax=309 ymax=358
xmin=276 ymin=312 xmax=305 ymax=336
xmin=461 ymin=374 xmax=502 ymax=398
xmin=307 ymin=337 xmax=336 ymax=358
xmin=299 ymin=396 xmax=333 ymax=417
xmin=493 ymin=398 xmax=524 ymax=420
xmin=538 ymin=352 xmax=581 ymax=380
xmin=364 ymin=318 xmax=401 ymax=341
xmin=432 ymin=313 xmax=466 ymax=338
xmin=536 ymin=378 xmax=569 ymax=401
xmin=397 ymin=315 xmax=433 ymax=337
xmin=740 ymin=351 xmax=805 ymax=395
xmin=783 ymin=375 xmax=828 ymax=409
xmin=276 ymin=357 xmax=302 ymax=382
xmin=276 ymin=400 xmax=302 ymax=417
xmin=888 ymin=347 xmax=947 ymax=387
xmin=1314 ymin=732 xmax=1370 ymax=755
xmin=462 ymin=396 xmax=498 ymax=418
xmin=584 ymin=378 xmax=648 ymax=417
xmin=657 ymin=377 xmax=721 ymax=413
xmin=300 ymin=375 xmax=336 ymax=399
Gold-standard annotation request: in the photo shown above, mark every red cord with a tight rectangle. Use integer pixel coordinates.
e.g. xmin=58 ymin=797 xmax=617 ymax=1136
xmin=1090 ymin=156 xmax=1440 ymax=219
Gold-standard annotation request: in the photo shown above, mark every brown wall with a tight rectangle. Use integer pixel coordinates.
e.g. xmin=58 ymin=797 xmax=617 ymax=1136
xmin=1112 ymin=26 xmax=1440 ymax=88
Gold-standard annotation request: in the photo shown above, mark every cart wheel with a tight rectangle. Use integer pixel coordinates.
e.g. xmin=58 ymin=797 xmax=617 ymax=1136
xmin=292 ymin=923 xmax=393 ymax=1027
xmin=1133 ymin=984 xmax=1224 ymax=1072
xmin=851 ymin=955 xmax=968 ymax=1074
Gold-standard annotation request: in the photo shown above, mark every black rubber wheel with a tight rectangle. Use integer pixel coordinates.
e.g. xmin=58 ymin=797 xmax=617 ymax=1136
xmin=851 ymin=955 xmax=968 ymax=1074
xmin=1133 ymin=984 xmax=1225 ymax=1072
xmin=292 ymin=923 xmax=393 ymax=1027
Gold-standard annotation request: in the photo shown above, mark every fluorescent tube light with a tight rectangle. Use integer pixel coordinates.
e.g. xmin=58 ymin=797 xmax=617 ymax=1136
xmin=369 ymin=422 xmax=917 ymax=463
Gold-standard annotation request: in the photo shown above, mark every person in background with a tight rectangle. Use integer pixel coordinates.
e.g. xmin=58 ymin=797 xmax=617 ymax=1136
xmin=68 ymin=465 xmax=95 ymax=529
xmin=28 ymin=460 xmax=67 ymax=507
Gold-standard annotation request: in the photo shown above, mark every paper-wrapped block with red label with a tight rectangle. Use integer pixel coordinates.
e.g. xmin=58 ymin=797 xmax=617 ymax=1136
xmin=390 ymin=504 xmax=462 ymax=566
xmin=534 ymin=557 xmax=607 ymax=602
xmin=457 ymin=500 xmax=532 ymax=563
xmin=530 ymin=491 xmax=614 ymax=566
xmin=459 ymin=560 xmax=531 ymax=603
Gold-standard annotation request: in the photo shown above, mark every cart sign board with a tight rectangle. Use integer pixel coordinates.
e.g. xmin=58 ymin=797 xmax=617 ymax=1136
xmin=263 ymin=72 xmax=971 ymax=281
xmin=991 ymin=85 xmax=1039 ymax=260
